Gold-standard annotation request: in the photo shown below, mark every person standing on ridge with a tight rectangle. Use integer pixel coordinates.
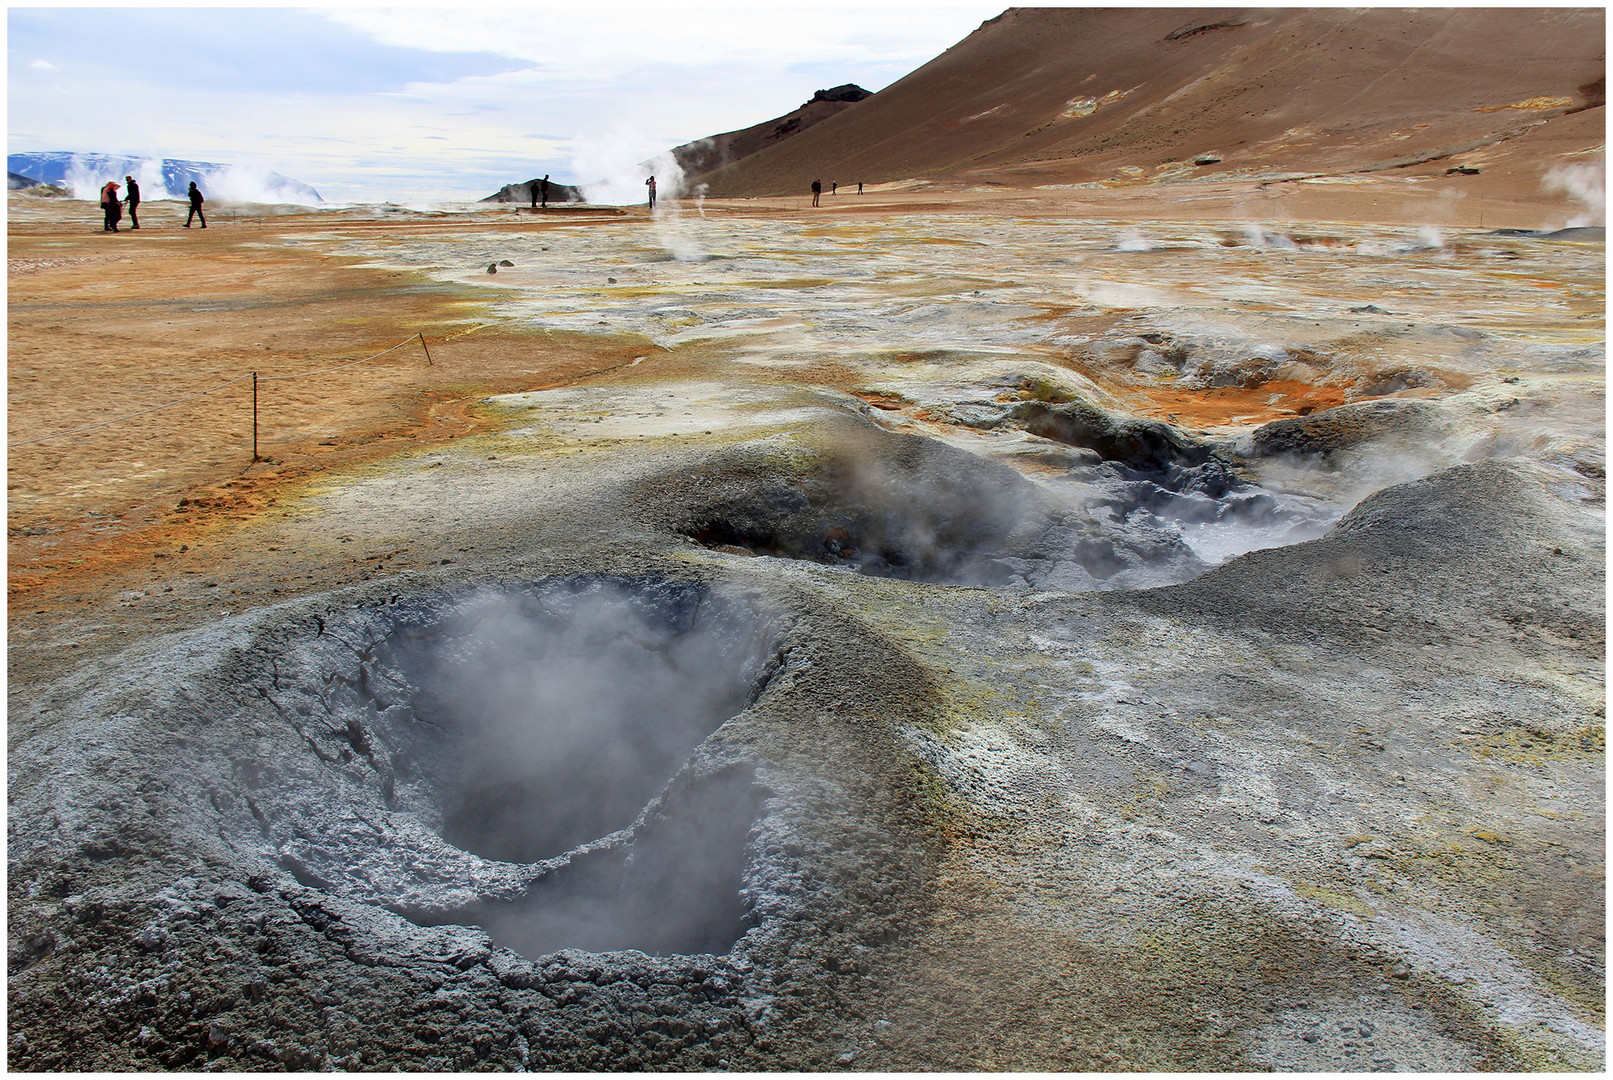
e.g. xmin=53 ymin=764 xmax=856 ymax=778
xmin=185 ymin=181 xmax=206 ymax=228
xmin=528 ymin=178 xmax=539 ymax=210
xmin=540 ymin=174 xmax=550 ymax=209
xmin=810 ymin=179 xmax=821 ymax=207
xmin=124 ymin=175 xmax=141 ymax=229
xmin=100 ymin=180 xmax=122 ymax=232
xmin=645 ymin=175 xmax=657 ymax=210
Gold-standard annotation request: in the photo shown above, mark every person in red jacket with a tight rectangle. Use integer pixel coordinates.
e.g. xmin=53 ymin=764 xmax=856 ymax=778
xmin=100 ymin=180 xmax=122 ymax=232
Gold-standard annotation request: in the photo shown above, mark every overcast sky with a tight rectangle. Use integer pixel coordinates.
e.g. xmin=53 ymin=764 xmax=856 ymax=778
xmin=8 ymin=3 xmax=1008 ymax=204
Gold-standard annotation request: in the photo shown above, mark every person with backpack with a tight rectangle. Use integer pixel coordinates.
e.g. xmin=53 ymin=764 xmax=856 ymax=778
xmin=811 ymin=179 xmax=822 ymax=207
xmin=185 ymin=181 xmax=206 ymax=228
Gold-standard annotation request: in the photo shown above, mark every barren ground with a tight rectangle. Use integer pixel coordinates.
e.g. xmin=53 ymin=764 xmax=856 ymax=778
xmin=7 ymin=182 xmax=1605 ymax=1071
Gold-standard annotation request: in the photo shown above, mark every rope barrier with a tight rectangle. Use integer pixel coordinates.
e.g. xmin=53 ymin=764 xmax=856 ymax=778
xmin=258 ymin=335 xmax=421 ymax=382
xmin=8 ymin=333 xmax=431 ymax=449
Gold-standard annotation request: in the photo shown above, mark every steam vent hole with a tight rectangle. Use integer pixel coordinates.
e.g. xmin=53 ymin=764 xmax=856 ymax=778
xmin=369 ymin=578 xmax=779 ymax=956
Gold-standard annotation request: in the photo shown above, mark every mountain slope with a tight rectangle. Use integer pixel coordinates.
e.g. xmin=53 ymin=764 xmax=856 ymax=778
xmin=693 ymin=7 xmax=1605 ymax=197
xmin=671 ymin=84 xmax=871 ymax=185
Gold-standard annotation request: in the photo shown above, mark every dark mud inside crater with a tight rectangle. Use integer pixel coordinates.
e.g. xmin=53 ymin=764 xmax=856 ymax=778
xmin=243 ymin=576 xmax=793 ymax=961
xmin=365 ymin=577 xmax=781 ymax=865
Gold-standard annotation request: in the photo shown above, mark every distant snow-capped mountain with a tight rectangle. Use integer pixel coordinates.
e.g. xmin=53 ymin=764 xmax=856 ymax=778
xmin=7 ymin=152 xmax=322 ymax=204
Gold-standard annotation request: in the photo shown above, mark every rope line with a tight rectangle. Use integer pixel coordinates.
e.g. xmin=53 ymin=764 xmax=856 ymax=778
xmin=258 ymin=336 xmax=420 ymax=382
xmin=8 ymin=373 xmax=254 ymax=448
xmin=8 ymin=334 xmax=428 ymax=448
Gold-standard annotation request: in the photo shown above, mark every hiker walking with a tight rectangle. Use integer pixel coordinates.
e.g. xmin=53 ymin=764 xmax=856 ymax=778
xmin=645 ymin=175 xmax=657 ymax=209
xmin=831 ymin=180 xmax=837 ymax=196
xmin=540 ymin=174 xmax=550 ymax=208
xmin=100 ymin=180 xmax=122 ymax=232
xmin=811 ymin=179 xmax=821 ymax=207
xmin=124 ymin=175 xmax=141 ymax=229
xmin=185 ymin=181 xmax=206 ymax=228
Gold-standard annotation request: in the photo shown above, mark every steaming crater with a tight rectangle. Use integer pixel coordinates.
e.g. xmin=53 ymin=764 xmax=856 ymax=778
xmin=259 ymin=576 xmax=785 ymax=958
xmin=653 ymin=419 xmax=1337 ymax=589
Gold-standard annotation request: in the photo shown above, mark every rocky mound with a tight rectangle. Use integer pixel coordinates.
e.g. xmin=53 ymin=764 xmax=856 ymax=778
xmin=480 ymin=178 xmax=586 ymax=205
xmin=670 ymin=85 xmax=872 ymax=185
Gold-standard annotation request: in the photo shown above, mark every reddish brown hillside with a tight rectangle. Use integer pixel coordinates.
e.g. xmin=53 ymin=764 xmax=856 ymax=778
xmin=694 ymin=7 xmax=1605 ymax=197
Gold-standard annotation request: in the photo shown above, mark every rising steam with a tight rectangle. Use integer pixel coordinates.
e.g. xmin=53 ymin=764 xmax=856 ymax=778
xmin=1543 ymin=159 xmax=1606 ymax=228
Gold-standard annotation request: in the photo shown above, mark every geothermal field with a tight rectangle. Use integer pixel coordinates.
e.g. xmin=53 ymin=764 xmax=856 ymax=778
xmin=7 ymin=179 xmax=1604 ymax=1071
xmin=5 ymin=7 xmax=1606 ymax=1072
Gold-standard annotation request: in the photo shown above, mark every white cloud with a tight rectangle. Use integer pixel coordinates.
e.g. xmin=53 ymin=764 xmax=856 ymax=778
xmin=29 ymin=59 xmax=57 ymax=70
xmin=8 ymin=5 xmax=1006 ymax=203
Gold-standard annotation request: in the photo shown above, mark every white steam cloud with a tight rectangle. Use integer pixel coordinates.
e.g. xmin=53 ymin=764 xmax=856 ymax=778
xmin=62 ymin=155 xmax=166 ymax=201
xmin=575 ymin=140 xmax=687 ymax=208
xmin=1543 ymin=160 xmax=1606 ymax=228
xmin=1241 ymin=224 xmax=1297 ymax=249
xmin=203 ymin=165 xmax=324 ymax=206
xmin=56 ymin=153 xmax=323 ymax=205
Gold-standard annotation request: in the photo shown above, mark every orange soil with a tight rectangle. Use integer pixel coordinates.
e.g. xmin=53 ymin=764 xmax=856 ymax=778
xmin=7 ymin=206 xmax=655 ymax=619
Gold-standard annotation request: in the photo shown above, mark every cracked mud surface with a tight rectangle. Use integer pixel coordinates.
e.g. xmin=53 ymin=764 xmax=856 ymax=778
xmin=8 ymin=191 xmax=1604 ymax=1070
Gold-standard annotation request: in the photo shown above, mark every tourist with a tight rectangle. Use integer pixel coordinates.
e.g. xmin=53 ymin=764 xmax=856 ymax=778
xmin=540 ymin=174 xmax=550 ymax=209
xmin=185 ymin=181 xmax=206 ymax=228
xmin=858 ymin=181 xmax=863 ymax=194
xmin=100 ymin=180 xmax=122 ymax=232
xmin=645 ymin=175 xmax=657 ymax=209
xmin=529 ymin=178 xmax=539 ymax=210
xmin=124 ymin=175 xmax=141 ymax=229
xmin=831 ymin=180 xmax=837 ymax=196
xmin=811 ymin=179 xmax=821 ymax=207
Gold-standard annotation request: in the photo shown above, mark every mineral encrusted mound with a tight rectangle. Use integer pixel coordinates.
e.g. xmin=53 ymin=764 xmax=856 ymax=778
xmin=1015 ymin=399 xmax=1215 ymax=475
xmin=1246 ymin=399 xmax=1455 ymax=465
xmin=8 ymin=558 xmax=958 ymax=1069
xmin=648 ymin=421 xmax=1210 ymax=590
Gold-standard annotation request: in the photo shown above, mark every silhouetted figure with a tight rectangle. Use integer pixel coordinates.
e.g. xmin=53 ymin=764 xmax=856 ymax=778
xmin=858 ymin=181 xmax=863 ymax=194
xmin=100 ymin=180 xmax=122 ymax=232
xmin=831 ymin=180 xmax=837 ymax=196
xmin=124 ymin=175 xmax=140 ymax=229
xmin=529 ymin=178 xmax=539 ymax=209
xmin=540 ymin=174 xmax=550 ymax=208
xmin=811 ymin=179 xmax=821 ymax=207
xmin=185 ymin=182 xmax=206 ymax=228
xmin=645 ymin=175 xmax=657 ymax=209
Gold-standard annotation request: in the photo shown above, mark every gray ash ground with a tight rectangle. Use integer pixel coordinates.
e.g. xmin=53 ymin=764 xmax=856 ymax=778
xmin=8 ymin=216 xmax=1605 ymax=1071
